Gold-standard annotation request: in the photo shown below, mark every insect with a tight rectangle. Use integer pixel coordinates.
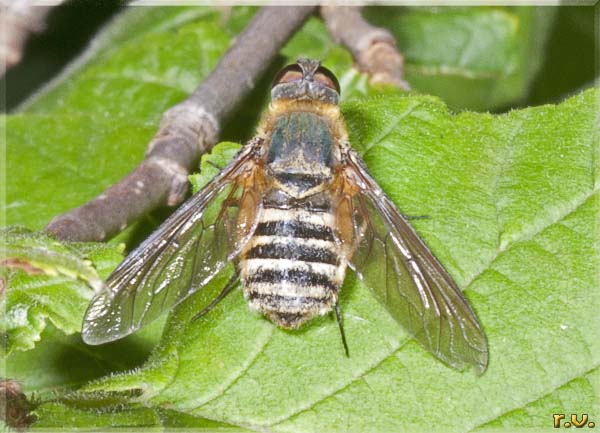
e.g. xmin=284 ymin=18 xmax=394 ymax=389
xmin=82 ymin=58 xmax=488 ymax=373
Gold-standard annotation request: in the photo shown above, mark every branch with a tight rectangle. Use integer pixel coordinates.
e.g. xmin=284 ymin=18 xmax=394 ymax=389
xmin=45 ymin=6 xmax=315 ymax=242
xmin=321 ymin=6 xmax=410 ymax=90
xmin=0 ymin=0 xmax=58 ymax=77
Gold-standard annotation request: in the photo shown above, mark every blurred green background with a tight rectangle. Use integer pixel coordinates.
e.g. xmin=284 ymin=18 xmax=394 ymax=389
xmin=2 ymin=3 xmax=596 ymax=113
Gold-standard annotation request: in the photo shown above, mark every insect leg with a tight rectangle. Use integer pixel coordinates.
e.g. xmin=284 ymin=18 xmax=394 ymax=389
xmin=191 ymin=271 xmax=240 ymax=322
xmin=334 ymin=302 xmax=349 ymax=357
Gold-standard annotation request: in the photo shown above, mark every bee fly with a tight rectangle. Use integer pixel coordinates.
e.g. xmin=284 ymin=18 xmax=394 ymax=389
xmin=82 ymin=59 xmax=488 ymax=373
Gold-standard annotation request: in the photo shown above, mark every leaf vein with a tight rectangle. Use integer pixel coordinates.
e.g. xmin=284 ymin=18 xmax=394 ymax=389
xmin=190 ymin=325 xmax=275 ymax=411
xmin=362 ymin=101 xmax=423 ymax=155
xmin=465 ymin=186 xmax=599 ymax=292
xmin=268 ymin=338 xmax=412 ymax=427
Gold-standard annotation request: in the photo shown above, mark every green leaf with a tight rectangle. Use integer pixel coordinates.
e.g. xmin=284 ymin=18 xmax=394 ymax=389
xmin=32 ymin=398 xmax=251 ymax=431
xmin=0 ymin=228 xmax=164 ymax=397
xmin=1 ymin=324 xmax=159 ymax=399
xmin=189 ymin=141 xmax=242 ymax=193
xmin=365 ymin=7 xmax=556 ymax=110
xmin=22 ymin=7 xmax=231 ymax=116
xmin=474 ymin=367 xmax=600 ymax=430
xmin=38 ymin=88 xmax=598 ymax=431
xmin=0 ymin=227 xmax=123 ymax=354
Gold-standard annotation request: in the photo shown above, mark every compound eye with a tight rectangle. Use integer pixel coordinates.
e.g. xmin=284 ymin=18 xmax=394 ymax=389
xmin=314 ymin=66 xmax=340 ymax=94
xmin=272 ymin=64 xmax=303 ymax=88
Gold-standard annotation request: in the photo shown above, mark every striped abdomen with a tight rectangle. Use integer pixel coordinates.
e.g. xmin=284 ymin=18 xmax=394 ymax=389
xmin=239 ymin=206 xmax=346 ymax=329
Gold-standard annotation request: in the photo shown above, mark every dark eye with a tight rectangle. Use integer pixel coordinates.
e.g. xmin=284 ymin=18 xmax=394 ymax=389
xmin=272 ymin=64 xmax=303 ymax=88
xmin=314 ymin=66 xmax=340 ymax=94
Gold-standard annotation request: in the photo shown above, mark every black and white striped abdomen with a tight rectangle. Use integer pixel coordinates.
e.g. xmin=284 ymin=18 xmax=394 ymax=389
xmin=239 ymin=206 xmax=346 ymax=328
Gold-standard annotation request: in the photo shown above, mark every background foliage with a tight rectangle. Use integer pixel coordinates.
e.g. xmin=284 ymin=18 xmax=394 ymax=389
xmin=2 ymin=5 xmax=598 ymax=432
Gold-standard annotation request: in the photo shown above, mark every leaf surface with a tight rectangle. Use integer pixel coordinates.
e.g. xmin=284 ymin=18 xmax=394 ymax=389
xmin=65 ymin=90 xmax=600 ymax=431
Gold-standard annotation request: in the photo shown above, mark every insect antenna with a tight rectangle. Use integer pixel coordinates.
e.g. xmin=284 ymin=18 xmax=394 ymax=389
xmin=334 ymin=302 xmax=349 ymax=357
xmin=192 ymin=272 xmax=240 ymax=322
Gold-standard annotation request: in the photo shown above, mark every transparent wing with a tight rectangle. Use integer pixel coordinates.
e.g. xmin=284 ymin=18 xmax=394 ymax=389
xmin=82 ymin=145 xmax=262 ymax=345
xmin=338 ymin=149 xmax=488 ymax=373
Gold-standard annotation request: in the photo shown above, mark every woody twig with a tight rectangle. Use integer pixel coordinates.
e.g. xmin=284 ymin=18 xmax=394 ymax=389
xmin=321 ymin=6 xmax=410 ymax=90
xmin=45 ymin=6 xmax=316 ymax=242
